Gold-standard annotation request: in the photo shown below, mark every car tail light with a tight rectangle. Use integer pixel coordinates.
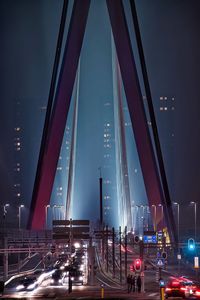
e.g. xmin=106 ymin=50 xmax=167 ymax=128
xmin=172 ymin=281 xmax=180 ymax=286
xmin=195 ymin=290 xmax=200 ymax=296
xmin=165 ymin=287 xmax=172 ymax=291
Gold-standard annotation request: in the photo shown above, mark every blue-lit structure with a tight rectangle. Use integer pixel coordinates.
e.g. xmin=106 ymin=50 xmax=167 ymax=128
xmin=27 ymin=0 xmax=177 ymax=244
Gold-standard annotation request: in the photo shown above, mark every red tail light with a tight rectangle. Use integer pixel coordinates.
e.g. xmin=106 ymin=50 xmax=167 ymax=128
xmin=195 ymin=290 xmax=200 ymax=296
xmin=172 ymin=281 xmax=180 ymax=286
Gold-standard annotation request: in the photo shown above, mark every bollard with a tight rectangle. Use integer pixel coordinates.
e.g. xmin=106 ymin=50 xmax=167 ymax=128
xmin=160 ymin=287 xmax=165 ymax=300
xmin=159 ymin=279 xmax=165 ymax=300
xmin=101 ymin=284 xmax=104 ymax=298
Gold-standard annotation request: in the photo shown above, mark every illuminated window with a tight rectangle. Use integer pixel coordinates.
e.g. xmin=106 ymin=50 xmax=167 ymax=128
xmin=160 ymin=107 xmax=163 ymax=111
xmin=160 ymin=97 xmax=163 ymax=100
xmin=14 ymin=183 xmax=20 ymax=187
xmin=14 ymin=127 xmax=21 ymax=131
xmin=164 ymin=107 xmax=167 ymax=111
xmin=57 ymin=167 xmax=62 ymax=171
xmin=171 ymin=106 xmax=175 ymax=110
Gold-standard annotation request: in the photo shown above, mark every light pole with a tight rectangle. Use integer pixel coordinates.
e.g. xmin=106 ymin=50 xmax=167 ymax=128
xmin=3 ymin=203 xmax=10 ymax=217
xmin=3 ymin=204 xmax=10 ymax=230
xmin=158 ymin=204 xmax=164 ymax=230
xmin=53 ymin=205 xmax=64 ymax=220
xmin=190 ymin=201 xmax=197 ymax=241
xmin=18 ymin=205 xmax=24 ymax=229
xmin=173 ymin=202 xmax=180 ymax=244
xmin=151 ymin=205 xmax=157 ymax=232
xmin=173 ymin=202 xmax=180 ymax=274
xmin=45 ymin=205 xmax=50 ymax=229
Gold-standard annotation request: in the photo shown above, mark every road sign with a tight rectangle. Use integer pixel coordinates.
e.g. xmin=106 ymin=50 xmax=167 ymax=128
xmin=143 ymin=234 xmax=157 ymax=244
xmin=156 ymin=258 xmax=164 ymax=266
xmin=194 ymin=256 xmax=199 ymax=269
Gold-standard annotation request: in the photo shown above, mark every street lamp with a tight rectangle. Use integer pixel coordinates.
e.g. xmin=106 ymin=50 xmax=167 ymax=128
xmin=18 ymin=204 xmax=24 ymax=229
xmin=53 ymin=205 xmax=64 ymax=220
xmin=158 ymin=204 xmax=164 ymax=229
xmin=190 ymin=201 xmax=197 ymax=241
xmin=3 ymin=204 xmax=10 ymax=231
xmin=3 ymin=203 xmax=10 ymax=216
xmin=151 ymin=205 xmax=157 ymax=232
xmin=173 ymin=202 xmax=180 ymax=246
xmin=45 ymin=205 xmax=51 ymax=229
xmin=173 ymin=202 xmax=180 ymax=274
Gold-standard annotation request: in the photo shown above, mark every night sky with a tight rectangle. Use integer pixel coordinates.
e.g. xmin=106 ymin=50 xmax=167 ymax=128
xmin=0 ymin=0 xmax=200 ymax=237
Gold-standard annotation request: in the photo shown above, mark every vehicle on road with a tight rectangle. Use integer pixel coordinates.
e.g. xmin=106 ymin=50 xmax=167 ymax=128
xmin=50 ymin=269 xmax=63 ymax=286
xmin=70 ymin=270 xmax=84 ymax=285
xmin=165 ymin=280 xmax=186 ymax=299
xmin=16 ymin=277 xmax=38 ymax=291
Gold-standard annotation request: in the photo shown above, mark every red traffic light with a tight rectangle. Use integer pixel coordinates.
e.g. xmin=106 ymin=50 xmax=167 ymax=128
xmin=134 ymin=258 xmax=142 ymax=272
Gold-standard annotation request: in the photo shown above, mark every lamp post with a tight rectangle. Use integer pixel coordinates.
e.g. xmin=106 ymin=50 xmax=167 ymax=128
xmin=3 ymin=203 xmax=10 ymax=218
xmin=151 ymin=205 xmax=157 ymax=232
xmin=45 ymin=205 xmax=50 ymax=229
xmin=3 ymin=204 xmax=10 ymax=230
xmin=173 ymin=202 xmax=180 ymax=274
xmin=18 ymin=204 xmax=24 ymax=229
xmin=158 ymin=204 xmax=164 ymax=230
xmin=173 ymin=202 xmax=180 ymax=246
xmin=53 ymin=205 xmax=64 ymax=220
xmin=190 ymin=201 xmax=197 ymax=241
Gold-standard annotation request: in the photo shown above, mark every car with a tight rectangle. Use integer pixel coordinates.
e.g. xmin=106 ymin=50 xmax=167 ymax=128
xmin=70 ymin=270 xmax=84 ymax=285
xmin=50 ymin=269 xmax=63 ymax=286
xmin=16 ymin=277 xmax=38 ymax=291
xmin=165 ymin=280 xmax=186 ymax=299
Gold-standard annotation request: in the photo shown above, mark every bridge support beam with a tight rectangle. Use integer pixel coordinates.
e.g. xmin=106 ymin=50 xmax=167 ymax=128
xmin=106 ymin=0 xmax=175 ymax=243
xmin=28 ymin=0 xmax=90 ymax=229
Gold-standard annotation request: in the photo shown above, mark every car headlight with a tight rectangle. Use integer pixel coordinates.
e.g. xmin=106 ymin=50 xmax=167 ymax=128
xmin=16 ymin=284 xmax=25 ymax=290
xmin=27 ymin=283 xmax=36 ymax=290
xmin=79 ymin=276 xmax=83 ymax=281
xmin=51 ymin=279 xmax=54 ymax=284
xmin=59 ymin=279 xmax=62 ymax=283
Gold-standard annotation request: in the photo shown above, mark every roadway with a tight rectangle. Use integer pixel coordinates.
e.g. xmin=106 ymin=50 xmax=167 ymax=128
xmin=1 ymin=241 xmax=200 ymax=299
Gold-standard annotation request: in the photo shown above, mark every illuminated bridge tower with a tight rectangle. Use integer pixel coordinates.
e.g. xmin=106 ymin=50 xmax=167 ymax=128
xmin=112 ymin=36 xmax=132 ymax=231
xmin=28 ymin=0 xmax=177 ymax=245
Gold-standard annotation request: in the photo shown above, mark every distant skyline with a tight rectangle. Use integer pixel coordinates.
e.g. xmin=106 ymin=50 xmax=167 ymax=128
xmin=0 ymin=1 xmax=200 ymax=238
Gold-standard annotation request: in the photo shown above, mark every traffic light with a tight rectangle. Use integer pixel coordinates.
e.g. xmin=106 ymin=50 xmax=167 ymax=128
xmin=134 ymin=235 xmax=140 ymax=243
xmin=162 ymin=252 xmax=167 ymax=259
xmin=134 ymin=258 xmax=142 ymax=272
xmin=188 ymin=238 xmax=195 ymax=250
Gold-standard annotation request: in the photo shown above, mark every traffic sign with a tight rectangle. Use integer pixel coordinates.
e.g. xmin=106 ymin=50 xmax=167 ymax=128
xmin=143 ymin=234 xmax=157 ymax=244
xmin=156 ymin=258 xmax=164 ymax=266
